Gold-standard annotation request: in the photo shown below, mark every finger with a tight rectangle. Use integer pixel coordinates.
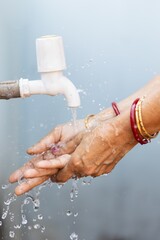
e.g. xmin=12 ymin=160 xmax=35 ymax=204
xmin=55 ymin=132 xmax=84 ymax=156
xmin=23 ymin=168 xmax=59 ymax=178
xmin=15 ymin=176 xmax=49 ymax=196
xmin=36 ymin=154 xmax=71 ymax=169
xmin=9 ymin=169 xmax=24 ymax=183
xmin=55 ymin=161 xmax=74 ymax=183
xmin=9 ymin=156 xmax=41 ymax=183
xmin=27 ymin=127 xmax=61 ymax=155
xmin=9 ymin=161 xmax=34 ymax=183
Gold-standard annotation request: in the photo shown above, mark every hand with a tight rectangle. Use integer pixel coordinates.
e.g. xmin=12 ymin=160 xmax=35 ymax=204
xmin=27 ymin=119 xmax=85 ymax=155
xmin=9 ymin=150 xmax=70 ymax=195
xmin=9 ymin=109 xmax=116 ymax=195
xmin=8 ymin=118 xmax=94 ymax=195
xmin=43 ymin=111 xmax=137 ymax=182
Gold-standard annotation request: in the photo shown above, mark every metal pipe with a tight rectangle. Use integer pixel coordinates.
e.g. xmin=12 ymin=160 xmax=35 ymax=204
xmin=0 ymin=80 xmax=20 ymax=99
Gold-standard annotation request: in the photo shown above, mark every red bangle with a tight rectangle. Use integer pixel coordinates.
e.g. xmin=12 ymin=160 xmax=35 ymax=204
xmin=111 ymin=102 xmax=120 ymax=116
xmin=130 ymin=98 xmax=148 ymax=145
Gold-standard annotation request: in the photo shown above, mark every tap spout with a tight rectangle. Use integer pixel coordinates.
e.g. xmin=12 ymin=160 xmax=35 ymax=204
xmin=57 ymin=76 xmax=80 ymax=108
xmin=19 ymin=71 xmax=80 ymax=108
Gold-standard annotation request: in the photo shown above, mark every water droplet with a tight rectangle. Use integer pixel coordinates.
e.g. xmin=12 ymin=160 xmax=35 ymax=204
xmin=33 ymin=199 xmax=40 ymax=211
xmin=0 ymin=221 xmax=2 ymax=226
xmin=28 ymin=226 xmax=32 ymax=230
xmin=38 ymin=214 xmax=43 ymax=220
xmin=57 ymin=183 xmax=63 ymax=189
xmin=82 ymin=180 xmax=86 ymax=185
xmin=66 ymin=210 xmax=72 ymax=216
xmin=4 ymin=199 xmax=11 ymax=206
xmin=2 ymin=210 xmax=8 ymax=219
xmin=10 ymin=215 xmax=14 ymax=222
xmin=41 ymin=226 xmax=45 ymax=233
xmin=70 ymin=190 xmax=74 ymax=202
xmin=24 ymin=198 xmax=30 ymax=205
xmin=22 ymin=214 xmax=28 ymax=225
xmin=1 ymin=184 xmax=10 ymax=190
xmin=70 ymin=232 xmax=78 ymax=240
xmin=9 ymin=231 xmax=15 ymax=238
xmin=34 ymin=224 xmax=41 ymax=229
xmin=14 ymin=224 xmax=21 ymax=229
xmin=74 ymin=212 xmax=78 ymax=218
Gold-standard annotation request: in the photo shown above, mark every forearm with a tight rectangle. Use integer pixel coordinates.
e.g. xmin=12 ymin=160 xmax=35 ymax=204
xmin=90 ymin=76 xmax=160 ymax=126
xmin=119 ymin=76 xmax=160 ymax=112
xmin=140 ymin=87 xmax=160 ymax=134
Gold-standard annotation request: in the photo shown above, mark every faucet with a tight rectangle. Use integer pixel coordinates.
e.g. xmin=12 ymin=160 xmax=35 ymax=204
xmin=0 ymin=35 xmax=80 ymax=108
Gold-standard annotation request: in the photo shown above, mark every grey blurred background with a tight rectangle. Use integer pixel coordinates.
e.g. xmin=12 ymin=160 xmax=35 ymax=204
xmin=0 ymin=0 xmax=160 ymax=239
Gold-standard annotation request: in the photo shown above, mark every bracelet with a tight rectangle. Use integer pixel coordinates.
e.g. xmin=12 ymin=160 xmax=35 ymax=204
xmin=111 ymin=102 xmax=120 ymax=116
xmin=135 ymin=97 xmax=159 ymax=139
xmin=130 ymin=98 xmax=148 ymax=145
xmin=130 ymin=97 xmax=159 ymax=145
xmin=84 ymin=114 xmax=95 ymax=129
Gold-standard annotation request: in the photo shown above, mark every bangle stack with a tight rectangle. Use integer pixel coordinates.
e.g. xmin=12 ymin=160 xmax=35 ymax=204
xmin=130 ymin=97 xmax=159 ymax=145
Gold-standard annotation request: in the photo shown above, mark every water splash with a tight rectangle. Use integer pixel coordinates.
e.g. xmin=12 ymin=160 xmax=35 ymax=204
xmin=9 ymin=231 xmax=15 ymax=238
xmin=70 ymin=232 xmax=78 ymax=240
xmin=34 ymin=224 xmax=41 ymax=229
xmin=41 ymin=225 xmax=46 ymax=233
xmin=0 ymin=180 xmax=54 ymax=238
xmin=74 ymin=212 xmax=78 ymax=218
xmin=38 ymin=214 xmax=43 ymax=220
xmin=66 ymin=210 xmax=72 ymax=216
xmin=1 ymin=183 xmax=10 ymax=190
xmin=14 ymin=224 xmax=21 ymax=229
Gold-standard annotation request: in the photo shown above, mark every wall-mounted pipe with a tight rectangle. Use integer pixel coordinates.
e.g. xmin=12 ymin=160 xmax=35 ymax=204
xmin=0 ymin=81 xmax=20 ymax=99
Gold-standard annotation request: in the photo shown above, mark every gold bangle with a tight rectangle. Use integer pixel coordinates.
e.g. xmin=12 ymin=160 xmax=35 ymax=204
xmin=135 ymin=97 xmax=158 ymax=139
xmin=84 ymin=114 xmax=95 ymax=129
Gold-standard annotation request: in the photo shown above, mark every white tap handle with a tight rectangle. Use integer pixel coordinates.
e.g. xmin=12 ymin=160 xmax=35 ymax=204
xmin=36 ymin=35 xmax=66 ymax=72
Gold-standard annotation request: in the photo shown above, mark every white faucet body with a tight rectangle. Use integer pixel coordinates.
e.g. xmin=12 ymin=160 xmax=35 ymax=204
xmin=19 ymin=72 xmax=80 ymax=107
xmin=19 ymin=35 xmax=80 ymax=108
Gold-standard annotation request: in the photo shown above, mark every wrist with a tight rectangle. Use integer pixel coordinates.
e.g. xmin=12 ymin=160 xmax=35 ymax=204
xmin=138 ymin=92 xmax=160 ymax=134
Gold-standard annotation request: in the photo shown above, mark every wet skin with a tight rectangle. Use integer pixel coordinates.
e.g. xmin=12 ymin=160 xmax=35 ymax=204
xmin=9 ymin=76 xmax=160 ymax=195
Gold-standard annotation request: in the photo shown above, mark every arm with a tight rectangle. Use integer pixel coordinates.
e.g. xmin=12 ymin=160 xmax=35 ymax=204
xmin=9 ymin=76 xmax=160 ymax=194
xmin=53 ymin=76 xmax=160 ymax=182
